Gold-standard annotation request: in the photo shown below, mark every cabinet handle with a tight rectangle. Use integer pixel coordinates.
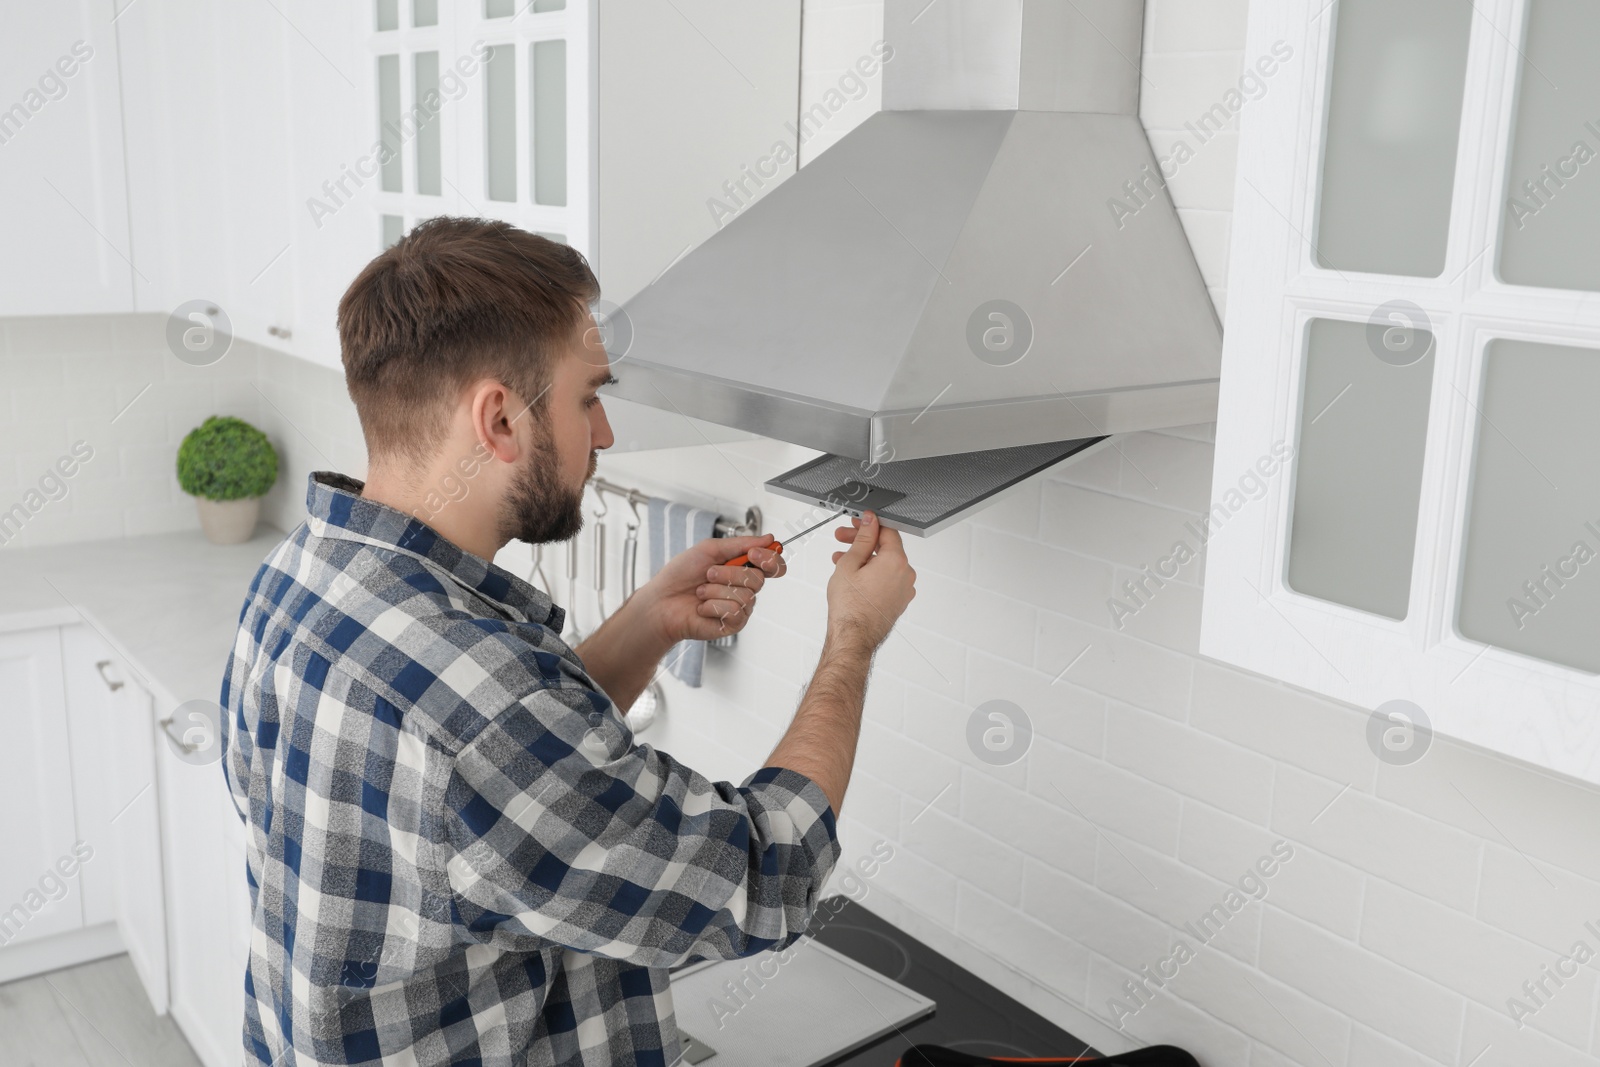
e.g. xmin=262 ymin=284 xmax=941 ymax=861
xmin=95 ymin=660 xmax=125 ymax=692
xmin=159 ymin=715 xmax=201 ymax=754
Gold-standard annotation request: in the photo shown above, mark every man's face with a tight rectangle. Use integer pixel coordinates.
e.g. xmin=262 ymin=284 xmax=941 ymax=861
xmin=499 ymin=313 xmax=616 ymax=545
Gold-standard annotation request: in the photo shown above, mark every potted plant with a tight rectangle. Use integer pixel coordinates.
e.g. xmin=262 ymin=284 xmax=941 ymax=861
xmin=177 ymin=415 xmax=279 ymax=544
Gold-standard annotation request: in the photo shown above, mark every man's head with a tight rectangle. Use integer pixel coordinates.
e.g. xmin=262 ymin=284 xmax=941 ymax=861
xmin=339 ymin=217 xmax=615 ymax=550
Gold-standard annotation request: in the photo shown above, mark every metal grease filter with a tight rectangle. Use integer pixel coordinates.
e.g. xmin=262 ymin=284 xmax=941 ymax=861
xmin=766 ymin=436 xmax=1109 ymax=536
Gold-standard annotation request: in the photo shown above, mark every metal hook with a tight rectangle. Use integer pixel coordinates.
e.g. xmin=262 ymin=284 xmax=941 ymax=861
xmin=592 ymin=485 xmax=609 ymax=519
xmin=626 ymin=495 xmax=642 ymax=529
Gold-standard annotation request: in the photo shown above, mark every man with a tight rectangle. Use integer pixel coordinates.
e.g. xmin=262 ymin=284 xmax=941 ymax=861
xmin=221 ymin=216 xmax=917 ymax=1066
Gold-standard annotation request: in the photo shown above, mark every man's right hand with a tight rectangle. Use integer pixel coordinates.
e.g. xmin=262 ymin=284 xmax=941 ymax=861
xmin=825 ymin=511 xmax=916 ymax=650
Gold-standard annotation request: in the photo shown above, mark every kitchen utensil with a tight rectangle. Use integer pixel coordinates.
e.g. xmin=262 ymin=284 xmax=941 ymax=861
xmin=765 ymin=436 xmax=1111 ymax=538
xmin=530 ymin=543 xmax=550 ymax=592
xmin=621 ymin=498 xmax=641 ymax=599
xmin=565 ymin=532 xmax=582 ymax=642
xmin=592 ymin=493 xmax=608 ymax=622
xmin=726 ymin=509 xmax=849 ymax=569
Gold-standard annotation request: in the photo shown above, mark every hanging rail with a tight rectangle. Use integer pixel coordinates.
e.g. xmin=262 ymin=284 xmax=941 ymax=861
xmin=587 ymin=476 xmax=762 ymax=538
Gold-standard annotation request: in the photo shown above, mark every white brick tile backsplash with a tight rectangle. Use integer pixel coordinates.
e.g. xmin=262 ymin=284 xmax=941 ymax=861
xmin=1043 ymin=435 xmax=1122 ymax=494
xmin=1087 ymin=958 xmax=1255 ymax=1063
xmin=874 ymin=619 xmax=967 ymax=697
xmin=1359 ymin=876 xmax=1598 ymax=1049
xmin=1105 ymin=571 xmax=1203 ymax=654
xmin=1259 ymin=907 xmax=1466 ymax=1064
xmin=1179 ymin=803 xmax=1365 ymax=942
xmin=1090 ymin=829 xmax=1262 ymax=966
xmin=1099 ymin=431 xmax=1219 ymax=514
xmin=1475 ymin=845 xmax=1600 ymax=958
xmin=969 ymin=526 xmax=1113 ymax=620
xmin=968 ymin=472 xmax=1043 ymax=537
xmin=1460 ymin=1000 xmax=1599 ymax=1067
xmin=955 ymin=883 xmax=1093 ymax=1007
xmin=6 ymin=313 xmax=117 ymax=356
xmin=902 ymin=516 xmax=971 ymax=581
xmin=1345 ymin=1026 xmax=1452 ymax=1067
xmin=1174 ymin=948 xmax=1353 ymax=1067
xmin=1273 ymin=766 xmax=1482 ymax=914
xmin=1190 ymin=662 xmax=1380 ymax=788
xmin=1038 ymin=482 xmax=1206 ymax=580
xmin=959 ymin=767 xmax=1098 ymax=884
xmin=1035 ymin=610 xmax=1195 ymax=719
xmin=965 ymin=650 xmax=1107 ymax=756
xmin=857 ymin=719 xmax=964 ymax=812
xmin=1028 ymin=737 xmax=1184 ymax=855
xmin=1375 ymin=737 xmax=1600 ymax=887
xmin=1027 ymin=860 xmax=1174 ymax=972
xmin=902 ymin=799 xmax=1025 ymax=907
xmin=873 ymin=838 xmax=958 ymax=931
xmin=906 ymin=568 xmax=1036 ymax=663
xmin=1105 ymin=703 xmax=1274 ymax=822
xmin=901 ymin=680 xmax=1027 ymax=793
xmin=836 ymin=769 xmax=902 ymax=842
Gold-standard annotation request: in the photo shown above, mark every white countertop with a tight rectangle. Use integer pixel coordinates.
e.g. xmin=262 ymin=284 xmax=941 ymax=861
xmin=0 ymin=526 xmax=290 ymax=714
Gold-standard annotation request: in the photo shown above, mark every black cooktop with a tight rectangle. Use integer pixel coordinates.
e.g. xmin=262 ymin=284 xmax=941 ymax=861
xmin=804 ymin=896 xmax=1101 ymax=1066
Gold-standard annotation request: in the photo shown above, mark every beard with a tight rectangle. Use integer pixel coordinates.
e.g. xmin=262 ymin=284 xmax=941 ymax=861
xmin=499 ymin=427 xmax=596 ymax=545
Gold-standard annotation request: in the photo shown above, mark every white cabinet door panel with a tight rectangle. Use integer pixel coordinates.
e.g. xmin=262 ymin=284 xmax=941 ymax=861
xmin=58 ymin=624 xmax=120 ymax=929
xmin=157 ymin=700 xmax=245 ymax=1067
xmin=0 ymin=628 xmax=82 ymax=949
xmin=107 ymin=676 xmax=170 ymax=1013
xmin=0 ymin=0 xmax=133 ymax=314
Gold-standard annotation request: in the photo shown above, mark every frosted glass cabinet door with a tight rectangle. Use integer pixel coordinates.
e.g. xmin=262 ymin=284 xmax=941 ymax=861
xmin=1497 ymin=0 xmax=1600 ymax=291
xmin=378 ymin=54 xmax=403 ymax=193
xmin=1286 ymin=317 xmax=1436 ymax=619
xmin=484 ymin=45 xmax=517 ymax=202
xmin=1457 ymin=340 xmax=1600 ymax=672
xmin=1314 ymin=0 xmax=1473 ymax=276
xmin=531 ymin=40 xmax=568 ymax=207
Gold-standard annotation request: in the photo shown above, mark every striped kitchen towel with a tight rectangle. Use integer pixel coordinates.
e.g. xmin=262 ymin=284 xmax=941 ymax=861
xmin=646 ymin=497 xmax=720 ymax=687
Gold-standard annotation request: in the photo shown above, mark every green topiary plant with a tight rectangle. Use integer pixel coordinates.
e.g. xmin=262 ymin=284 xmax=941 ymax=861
xmin=177 ymin=416 xmax=279 ymax=502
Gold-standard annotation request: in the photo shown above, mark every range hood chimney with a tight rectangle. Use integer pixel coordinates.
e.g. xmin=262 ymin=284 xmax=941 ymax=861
xmin=602 ymin=0 xmax=1222 ymax=468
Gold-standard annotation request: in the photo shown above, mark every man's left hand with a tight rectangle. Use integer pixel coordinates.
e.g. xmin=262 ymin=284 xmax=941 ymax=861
xmin=641 ymin=535 xmax=787 ymax=643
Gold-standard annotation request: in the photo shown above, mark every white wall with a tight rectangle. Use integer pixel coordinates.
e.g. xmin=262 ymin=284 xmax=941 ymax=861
xmin=0 ymin=314 xmax=365 ymax=550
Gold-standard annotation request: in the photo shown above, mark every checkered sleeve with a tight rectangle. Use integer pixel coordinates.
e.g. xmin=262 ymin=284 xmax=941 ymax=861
xmin=443 ymin=662 xmax=840 ymax=968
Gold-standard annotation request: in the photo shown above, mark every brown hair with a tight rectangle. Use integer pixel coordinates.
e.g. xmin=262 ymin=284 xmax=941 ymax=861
xmin=338 ymin=216 xmax=600 ymax=466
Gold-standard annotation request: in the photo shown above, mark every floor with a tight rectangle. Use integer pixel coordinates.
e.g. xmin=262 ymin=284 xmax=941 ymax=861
xmin=0 ymin=954 xmax=202 ymax=1067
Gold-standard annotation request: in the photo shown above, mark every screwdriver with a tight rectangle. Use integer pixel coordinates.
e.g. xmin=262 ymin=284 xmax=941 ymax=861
xmin=726 ymin=509 xmax=850 ymax=568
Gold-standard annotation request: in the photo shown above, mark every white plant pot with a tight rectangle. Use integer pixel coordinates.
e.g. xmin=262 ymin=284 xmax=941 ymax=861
xmin=195 ymin=496 xmax=262 ymax=545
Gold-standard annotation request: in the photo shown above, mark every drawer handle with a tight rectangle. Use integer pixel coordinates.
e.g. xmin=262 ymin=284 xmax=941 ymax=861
xmin=159 ymin=715 xmax=203 ymax=754
xmin=95 ymin=660 xmax=125 ymax=692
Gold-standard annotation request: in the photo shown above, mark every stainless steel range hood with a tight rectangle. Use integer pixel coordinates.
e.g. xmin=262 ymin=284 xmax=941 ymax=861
xmin=602 ymin=0 xmax=1222 ymax=464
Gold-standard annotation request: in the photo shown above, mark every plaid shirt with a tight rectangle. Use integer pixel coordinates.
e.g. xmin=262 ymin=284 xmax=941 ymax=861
xmin=221 ymin=472 xmax=839 ymax=1066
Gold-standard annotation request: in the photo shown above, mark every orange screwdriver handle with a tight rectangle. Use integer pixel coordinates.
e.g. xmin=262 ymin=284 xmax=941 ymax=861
xmin=726 ymin=541 xmax=783 ymax=568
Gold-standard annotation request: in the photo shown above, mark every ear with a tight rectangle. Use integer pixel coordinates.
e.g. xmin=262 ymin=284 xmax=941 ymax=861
xmin=469 ymin=379 xmax=522 ymax=464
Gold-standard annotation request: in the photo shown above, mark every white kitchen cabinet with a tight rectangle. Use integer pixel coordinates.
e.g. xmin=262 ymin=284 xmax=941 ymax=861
xmin=1202 ymin=0 xmax=1600 ymax=782
xmin=85 ymin=637 xmax=171 ymax=1014
xmin=59 ymin=625 xmax=127 ymax=931
xmin=155 ymin=690 xmax=249 ymax=1067
xmin=8 ymin=615 xmax=247 ymax=1065
xmin=0 ymin=628 xmax=83 ymax=948
xmin=0 ymin=1 xmax=133 ymax=315
xmin=115 ymin=0 xmax=316 ymax=361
